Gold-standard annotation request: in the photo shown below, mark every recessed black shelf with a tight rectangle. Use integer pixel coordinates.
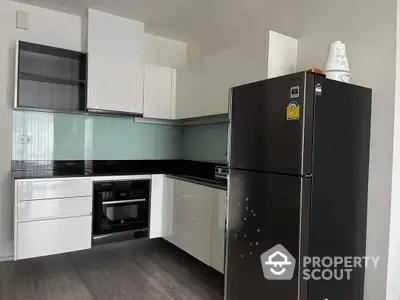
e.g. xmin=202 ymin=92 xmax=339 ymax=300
xmin=15 ymin=41 xmax=87 ymax=112
xmin=19 ymin=72 xmax=85 ymax=86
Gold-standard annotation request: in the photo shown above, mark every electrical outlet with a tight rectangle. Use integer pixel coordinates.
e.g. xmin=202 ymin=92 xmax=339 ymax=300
xmin=18 ymin=135 xmax=32 ymax=144
xmin=16 ymin=11 xmax=29 ymax=30
xmin=25 ymin=136 xmax=32 ymax=144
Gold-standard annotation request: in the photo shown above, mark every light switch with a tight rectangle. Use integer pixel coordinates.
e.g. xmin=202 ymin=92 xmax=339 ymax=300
xmin=16 ymin=11 xmax=29 ymax=30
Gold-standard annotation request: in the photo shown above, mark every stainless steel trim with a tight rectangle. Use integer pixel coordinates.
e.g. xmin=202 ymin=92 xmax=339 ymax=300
xmin=227 ymin=87 xmax=233 ymax=167
xmin=92 ymin=228 xmax=148 ymax=240
xmin=86 ymin=108 xmax=143 ymax=118
xmin=223 ymin=169 xmax=231 ymax=299
xmin=297 ymin=178 xmax=304 ymax=300
xmin=300 ymin=73 xmax=307 ymax=175
xmin=14 ymin=40 xmax=19 ymax=109
xmin=102 ymin=198 xmax=147 ymax=205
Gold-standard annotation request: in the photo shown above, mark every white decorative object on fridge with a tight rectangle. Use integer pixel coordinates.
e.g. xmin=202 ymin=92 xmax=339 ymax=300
xmin=324 ymin=41 xmax=352 ymax=83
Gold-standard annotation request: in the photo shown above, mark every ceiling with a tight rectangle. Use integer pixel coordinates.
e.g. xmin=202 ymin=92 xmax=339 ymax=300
xmin=11 ymin=0 xmax=301 ymax=56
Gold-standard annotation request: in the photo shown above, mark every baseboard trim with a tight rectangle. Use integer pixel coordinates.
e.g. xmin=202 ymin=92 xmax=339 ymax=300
xmin=0 ymin=255 xmax=13 ymax=262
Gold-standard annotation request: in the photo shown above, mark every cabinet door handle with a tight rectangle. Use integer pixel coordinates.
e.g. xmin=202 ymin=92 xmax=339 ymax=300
xmin=102 ymin=198 xmax=147 ymax=205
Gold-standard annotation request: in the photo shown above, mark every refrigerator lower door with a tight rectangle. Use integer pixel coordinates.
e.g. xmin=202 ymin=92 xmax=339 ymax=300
xmin=225 ymin=169 xmax=311 ymax=300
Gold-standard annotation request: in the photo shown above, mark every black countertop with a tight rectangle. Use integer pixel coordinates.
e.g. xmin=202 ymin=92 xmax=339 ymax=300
xmin=11 ymin=160 xmax=227 ymax=190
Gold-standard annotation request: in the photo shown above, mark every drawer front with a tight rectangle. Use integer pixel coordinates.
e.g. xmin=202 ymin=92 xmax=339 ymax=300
xmin=17 ymin=179 xmax=92 ymax=201
xmin=18 ymin=196 xmax=92 ymax=221
xmin=17 ymin=216 xmax=92 ymax=260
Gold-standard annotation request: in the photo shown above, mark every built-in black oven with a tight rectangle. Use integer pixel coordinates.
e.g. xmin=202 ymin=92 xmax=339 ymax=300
xmin=93 ymin=179 xmax=150 ymax=238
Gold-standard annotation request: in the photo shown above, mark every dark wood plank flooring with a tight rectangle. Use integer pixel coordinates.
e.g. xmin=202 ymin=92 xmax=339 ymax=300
xmin=0 ymin=239 xmax=224 ymax=300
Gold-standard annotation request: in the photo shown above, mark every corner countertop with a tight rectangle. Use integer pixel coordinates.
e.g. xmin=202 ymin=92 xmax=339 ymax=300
xmin=11 ymin=160 xmax=227 ymax=191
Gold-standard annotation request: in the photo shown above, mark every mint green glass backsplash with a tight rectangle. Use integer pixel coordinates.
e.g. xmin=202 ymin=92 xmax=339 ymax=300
xmin=182 ymin=123 xmax=228 ymax=163
xmin=12 ymin=110 xmax=182 ymax=160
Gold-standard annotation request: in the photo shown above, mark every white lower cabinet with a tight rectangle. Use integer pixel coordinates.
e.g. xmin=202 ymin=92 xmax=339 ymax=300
xmin=164 ymin=178 xmax=226 ymax=272
xmin=17 ymin=216 xmax=92 ymax=260
xmin=14 ymin=178 xmax=93 ymax=261
xmin=149 ymin=175 xmax=174 ymax=239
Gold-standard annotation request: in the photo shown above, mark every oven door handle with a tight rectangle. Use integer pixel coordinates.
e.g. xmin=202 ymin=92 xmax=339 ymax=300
xmin=102 ymin=198 xmax=147 ymax=205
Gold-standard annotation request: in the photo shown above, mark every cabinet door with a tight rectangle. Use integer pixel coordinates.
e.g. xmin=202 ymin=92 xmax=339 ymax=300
xmin=211 ymin=190 xmax=227 ymax=273
xmin=172 ymin=180 xmax=213 ymax=265
xmin=144 ymin=64 xmax=172 ymax=119
xmin=149 ymin=175 xmax=174 ymax=239
xmin=202 ymin=49 xmax=231 ymax=115
xmin=87 ymin=9 xmax=144 ymax=114
xmin=16 ymin=215 xmax=91 ymax=260
xmin=175 ymin=63 xmax=203 ymax=119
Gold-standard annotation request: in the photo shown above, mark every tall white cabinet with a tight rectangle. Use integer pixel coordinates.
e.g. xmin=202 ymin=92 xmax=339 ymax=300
xmin=87 ymin=9 xmax=145 ymax=114
xmin=144 ymin=64 xmax=176 ymax=119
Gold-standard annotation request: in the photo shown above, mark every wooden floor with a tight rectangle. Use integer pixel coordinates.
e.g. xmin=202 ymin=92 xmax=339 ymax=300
xmin=0 ymin=239 xmax=224 ymax=300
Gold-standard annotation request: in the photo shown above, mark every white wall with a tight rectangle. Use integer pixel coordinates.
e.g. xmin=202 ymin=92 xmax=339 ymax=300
xmin=0 ymin=0 xmax=84 ymax=259
xmin=386 ymin=2 xmax=400 ymax=299
xmin=296 ymin=0 xmax=397 ymax=299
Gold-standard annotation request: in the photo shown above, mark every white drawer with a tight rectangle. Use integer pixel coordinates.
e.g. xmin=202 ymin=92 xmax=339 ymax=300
xmin=18 ymin=196 xmax=92 ymax=221
xmin=16 ymin=215 xmax=92 ymax=260
xmin=17 ymin=178 xmax=92 ymax=201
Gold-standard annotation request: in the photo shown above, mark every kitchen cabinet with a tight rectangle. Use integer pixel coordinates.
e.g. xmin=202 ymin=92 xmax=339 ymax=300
xmin=149 ymin=175 xmax=174 ymax=238
xmin=176 ymin=51 xmax=230 ymax=119
xmin=211 ymin=190 xmax=227 ymax=273
xmin=163 ymin=178 xmax=226 ymax=271
xmin=176 ymin=62 xmax=204 ymax=119
xmin=144 ymin=64 xmax=176 ymax=119
xmin=87 ymin=9 xmax=144 ymax=115
xmin=168 ymin=179 xmax=213 ymax=265
xmin=202 ymin=49 xmax=232 ymax=116
xmin=17 ymin=216 xmax=92 ymax=260
xmin=15 ymin=41 xmax=87 ymax=113
xmin=14 ymin=178 xmax=93 ymax=261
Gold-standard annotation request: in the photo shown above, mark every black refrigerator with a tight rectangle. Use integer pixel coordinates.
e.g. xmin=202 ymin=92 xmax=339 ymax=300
xmin=225 ymin=71 xmax=372 ymax=300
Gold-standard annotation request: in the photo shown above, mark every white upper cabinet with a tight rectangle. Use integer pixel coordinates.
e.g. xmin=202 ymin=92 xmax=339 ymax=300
xmin=144 ymin=64 xmax=175 ymax=119
xmin=87 ymin=9 xmax=145 ymax=114
xmin=267 ymin=30 xmax=298 ymax=79
xmin=176 ymin=62 xmax=204 ymax=119
xmin=174 ymin=30 xmax=297 ymax=119
xmin=202 ymin=49 xmax=232 ymax=116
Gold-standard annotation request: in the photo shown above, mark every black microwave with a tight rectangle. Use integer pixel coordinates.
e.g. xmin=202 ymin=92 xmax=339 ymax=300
xmin=92 ymin=180 xmax=150 ymax=237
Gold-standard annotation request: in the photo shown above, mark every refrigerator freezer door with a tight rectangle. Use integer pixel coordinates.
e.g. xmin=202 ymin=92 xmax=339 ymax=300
xmin=225 ymin=169 xmax=311 ymax=300
xmin=229 ymin=72 xmax=315 ymax=175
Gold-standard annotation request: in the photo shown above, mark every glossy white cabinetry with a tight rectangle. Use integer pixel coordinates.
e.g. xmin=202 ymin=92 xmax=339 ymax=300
xmin=18 ymin=196 xmax=92 ymax=222
xmin=87 ymin=9 xmax=145 ymax=114
xmin=202 ymin=49 xmax=232 ymax=116
xmin=171 ymin=180 xmax=213 ymax=265
xmin=267 ymin=30 xmax=298 ymax=79
xmin=17 ymin=216 xmax=92 ymax=260
xmin=144 ymin=64 xmax=176 ymax=119
xmin=14 ymin=178 xmax=93 ymax=261
xmin=149 ymin=175 xmax=174 ymax=238
xmin=211 ymin=190 xmax=227 ymax=273
xmin=164 ymin=178 xmax=226 ymax=271
xmin=176 ymin=62 xmax=203 ymax=119
xmin=16 ymin=178 xmax=92 ymax=201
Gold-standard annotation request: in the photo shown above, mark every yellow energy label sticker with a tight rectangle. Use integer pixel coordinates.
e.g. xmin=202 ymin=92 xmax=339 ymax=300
xmin=286 ymin=101 xmax=300 ymax=120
